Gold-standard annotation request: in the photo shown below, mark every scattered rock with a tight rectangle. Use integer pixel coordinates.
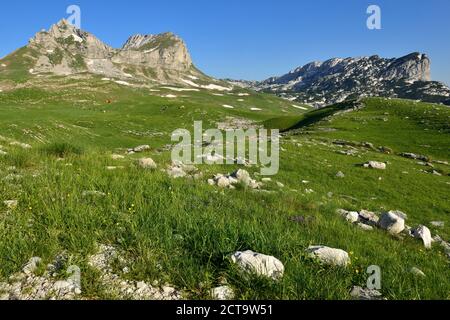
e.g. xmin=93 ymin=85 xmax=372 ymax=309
xmin=130 ymin=145 xmax=150 ymax=153
xmin=88 ymin=244 xmax=180 ymax=300
xmin=23 ymin=257 xmax=42 ymax=275
xmin=138 ymin=158 xmax=157 ymax=170
xmin=409 ymin=267 xmax=426 ymax=277
xmin=350 ymin=286 xmax=383 ymax=300
xmin=106 ymin=166 xmax=124 ymax=170
xmin=379 ymin=212 xmax=405 ymax=234
xmin=82 ymin=190 xmax=106 ymax=198
xmin=345 ymin=211 xmax=360 ymax=223
xmin=111 ymin=154 xmax=125 ymax=160
xmin=232 ymin=169 xmax=251 ymax=185
xmin=9 ymin=141 xmax=32 ymax=149
xmin=400 ymin=152 xmax=429 ymax=162
xmin=412 ymin=225 xmax=432 ymax=249
xmin=336 ymin=171 xmax=345 ymax=178
xmin=430 ymin=221 xmax=444 ymax=228
xmin=211 ymin=286 xmax=234 ymax=300
xmin=0 ymin=255 xmax=82 ymax=300
xmin=3 ymin=200 xmax=18 ymax=210
xmin=357 ymin=223 xmax=374 ymax=231
xmin=166 ymin=162 xmax=201 ymax=179
xmin=209 ymin=170 xmax=262 ymax=190
xmin=363 ymin=161 xmax=386 ymax=170
xmin=166 ymin=164 xmax=187 ymax=178
xmin=358 ymin=210 xmax=379 ymax=226
xmin=217 ymin=176 xmax=231 ymax=188
xmin=307 ymin=246 xmax=350 ymax=267
xmin=378 ymin=146 xmax=393 ymax=154
xmin=388 ymin=210 xmax=408 ymax=220
xmin=231 ymin=250 xmax=284 ymax=280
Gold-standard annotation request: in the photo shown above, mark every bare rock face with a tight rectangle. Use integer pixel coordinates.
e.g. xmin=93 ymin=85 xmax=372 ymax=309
xmin=381 ymin=52 xmax=430 ymax=82
xmin=119 ymin=33 xmax=192 ymax=70
xmin=25 ymin=20 xmax=197 ymax=83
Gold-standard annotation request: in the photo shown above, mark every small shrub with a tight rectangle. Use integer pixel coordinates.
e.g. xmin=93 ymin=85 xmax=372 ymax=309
xmin=41 ymin=142 xmax=83 ymax=157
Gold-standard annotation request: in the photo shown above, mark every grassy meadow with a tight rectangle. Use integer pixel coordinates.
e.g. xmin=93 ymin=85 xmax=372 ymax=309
xmin=0 ymin=76 xmax=449 ymax=299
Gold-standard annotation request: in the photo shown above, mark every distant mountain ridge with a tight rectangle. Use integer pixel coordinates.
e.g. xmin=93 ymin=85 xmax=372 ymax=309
xmin=229 ymin=53 xmax=450 ymax=107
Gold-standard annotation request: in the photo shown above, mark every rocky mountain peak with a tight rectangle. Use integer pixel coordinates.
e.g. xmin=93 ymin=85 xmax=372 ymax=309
xmin=241 ymin=52 xmax=448 ymax=106
xmin=21 ymin=21 xmax=196 ymax=82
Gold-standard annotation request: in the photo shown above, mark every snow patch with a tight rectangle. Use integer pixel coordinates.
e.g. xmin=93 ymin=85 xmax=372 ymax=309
xmin=187 ymin=75 xmax=199 ymax=80
xmin=222 ymin=104 xmax=235 ymax=109
xmin=114 ymin=81 xmax=131 ymax=86
xmin=250 ymin=108 xmax=262 ymax=111
xmin=181 ymin=79 xmax=200 ymax=87
xmin=292 ymin=104 xmax=308 ymax=110
xmin=161 ymin=87 xmax=199 ymax=92
xmin=202 ymin=84 xmax=232 ymax=91
xmin=163 ymin=94 xmax=177 ymax=98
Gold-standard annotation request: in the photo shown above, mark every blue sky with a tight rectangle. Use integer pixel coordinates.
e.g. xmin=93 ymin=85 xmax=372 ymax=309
xmin=1 ymin=0 xmax=449 ymax=84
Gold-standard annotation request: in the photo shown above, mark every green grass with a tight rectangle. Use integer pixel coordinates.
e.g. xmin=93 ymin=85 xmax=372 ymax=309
xmin=40 ymin=142 xmax=84 ymax=158
xmin=0 ymin=78 xmax=449 ymax=300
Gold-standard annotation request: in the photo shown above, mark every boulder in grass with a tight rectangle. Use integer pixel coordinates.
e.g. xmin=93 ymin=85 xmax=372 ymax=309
xmin=379 ymin=212 xmax=405 ymax=234
xmin=138 ymin=158 xmax=157 ymax=170
xmin=307 ymin=246 xmax=350 ymax=267
xmin=363 ymin=161 xmax=386 ymax=170
xmin=412 ymin=225 xmax=432 ymax=249
xmin=231 ymin=250 xmax=284 ymax=280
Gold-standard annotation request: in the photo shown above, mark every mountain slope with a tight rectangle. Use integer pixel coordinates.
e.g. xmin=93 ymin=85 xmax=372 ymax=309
xmin=233 ymin=53 xmax=450 ymax=107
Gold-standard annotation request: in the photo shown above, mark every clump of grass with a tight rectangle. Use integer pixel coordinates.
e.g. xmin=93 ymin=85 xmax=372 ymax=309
xmin=41 ymin=142 xmax=84 ymax=158
xmin=3 ymin=150 xmax=34 ymax=168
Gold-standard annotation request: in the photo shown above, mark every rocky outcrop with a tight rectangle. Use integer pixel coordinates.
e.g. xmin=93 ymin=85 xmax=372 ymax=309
xmin=233 ymin=52 xmax=450 ymax=107
xmin=114 ymin=33 xmax=193 ymax=73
